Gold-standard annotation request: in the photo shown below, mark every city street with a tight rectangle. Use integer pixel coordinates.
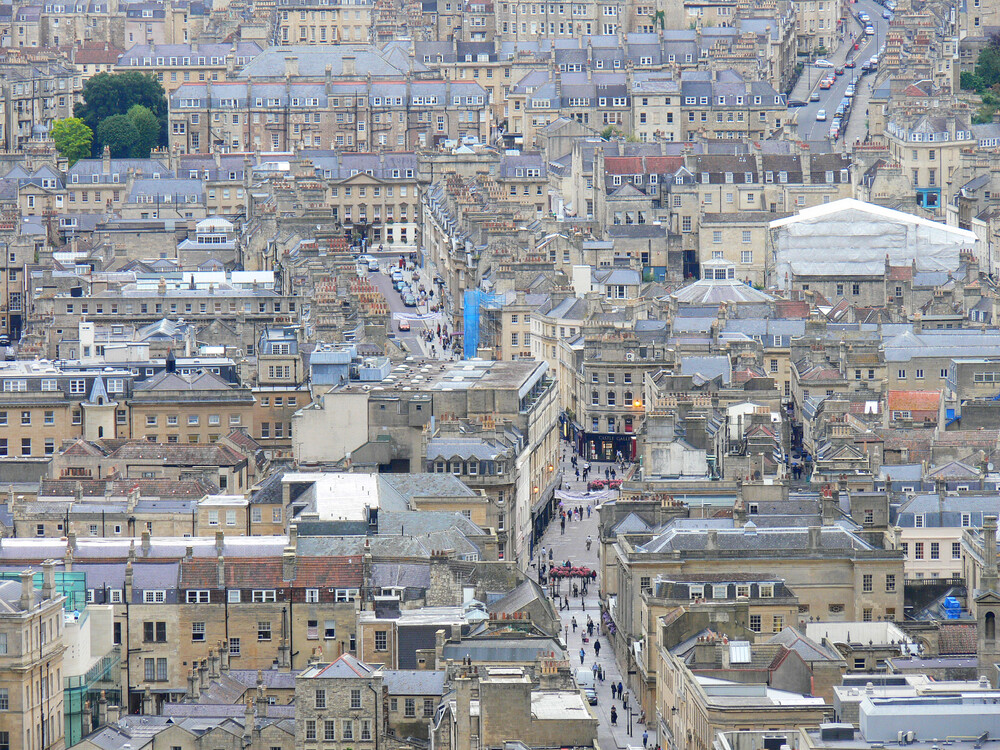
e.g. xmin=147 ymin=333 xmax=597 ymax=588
xmin=788 ymin=0 xmax=891 ymax=143
xmin=535 ymin=446 xmax=641 ymax=750
xmin=363 ymin=258 xmax=451 ymax=359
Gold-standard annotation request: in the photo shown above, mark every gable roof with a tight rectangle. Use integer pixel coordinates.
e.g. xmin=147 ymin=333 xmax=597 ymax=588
xmin=178 ymin=556 xmax=363 ymax=589
xmin=888 ymin=390 xmax=941 ymax=412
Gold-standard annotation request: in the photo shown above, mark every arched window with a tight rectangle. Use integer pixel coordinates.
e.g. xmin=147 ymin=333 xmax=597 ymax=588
xmin=986 ymin=611 xmax=996 ymax=642
xmin=98 ymin=426 xmax=104 ymax=438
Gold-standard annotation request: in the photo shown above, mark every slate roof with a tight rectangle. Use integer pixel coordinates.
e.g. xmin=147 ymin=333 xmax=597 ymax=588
xmin=239 ymin=45 xmax=424 ymax=79
xmin=487 ymin=579 xmax=549 ymax=616
xmin=106 ymin=442 xmax=246 ymax=466
xmin=383 ymin=669 xmax=447 ymax=695
xmin=768 ymin=627 xmax=845 ymax=662
xmin=639 ymin=525 xmax=876 ymax=553
xmin=301 ymin=653 xmax=378 ymax=678
xmin=372 ymin=562 xmax=430 ymax=589
xmin=376 ymin=510 xmax=485 ymax=538
xmin=611 ymin=512 xmax=652 ymax=534
xmin=440 ymin=637 xmax=562 ymax=662
xmin=38 ymin=478 xmax=217 ymax=499
xmin=926 ymin=460 xmax=980 ymax=479
xmin=135 ymin=369 xmax=238 ymax=393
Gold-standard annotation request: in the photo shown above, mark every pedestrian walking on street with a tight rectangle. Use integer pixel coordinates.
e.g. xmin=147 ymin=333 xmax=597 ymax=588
xmin=560 ymin=517 xmax=565 ymax=535
xmin=571 ymin=616 xmax=577 ymax=632
xmin=579 ymin=647 xmax=585 ymax=665
xmin=587 ymin=505 xmax=591 ymax=518
xmin=617 ymin=681 xmax=623 ymax=699
xmin=594 ymin=639 xmax=601 ymax=658
xmin=610 ymin=707 xmax=617 ymax=726
xmin=643 ymin=730 xmax=649 ymax=749
xmin=605 ymin=467 xmax=610 ymax=480
xmin=611 ymin=468 xmax=616 ymax=480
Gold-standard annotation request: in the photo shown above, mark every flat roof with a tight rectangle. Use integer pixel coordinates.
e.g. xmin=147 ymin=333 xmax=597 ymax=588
xmin=285 ymin=472 xmax=380 ymax=521
xmin=530 ymin=690 xmax=592 ymax=720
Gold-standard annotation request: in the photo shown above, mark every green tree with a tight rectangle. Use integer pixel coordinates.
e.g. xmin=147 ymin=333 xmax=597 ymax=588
xmin=74 ymin=72 xmax=167 ymax=155
xmin=51 ymin=118 xmax=93 ymax=166
xmin=127 ymin=104 xmax=160 ymax=158
xmin=96 ymin=114 xmax=139 ymax=158
xmin=977 ymin=45 xmax=1000 ymax=89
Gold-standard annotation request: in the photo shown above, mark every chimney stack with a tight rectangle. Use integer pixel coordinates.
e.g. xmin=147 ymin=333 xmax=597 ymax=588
xmin=42 ymin=560 xmax=56 ymax=601
xmin=808 ymin=526 xmax=821 ymax=549
xmin=107 ymin=704 xmax=120 ymax=725
xmin=208 ymin=648 xmax=220 ymax=679
xmin=19 ymin=571 xmax=34 ymax=611
xmin=187 ymin=667 xmax=200 ymax=701
xmin=243 ymin=696 xmax=254 ymax=745
xmin=98 ymin=690 xmax=108 ymax=727
xmin=983 ymin=516 xmax=999 ymax=593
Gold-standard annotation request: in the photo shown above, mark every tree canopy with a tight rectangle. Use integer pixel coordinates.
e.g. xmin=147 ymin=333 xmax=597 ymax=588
xmin=96 ymin=115 xmax=139 ymax=159
xmin=127 ymin=105 xmax=161 ymax=159
xmin=74 ymin=72 xmax=167 ymax=156
xmin=51 ymin=118 xmax=93 ymax=166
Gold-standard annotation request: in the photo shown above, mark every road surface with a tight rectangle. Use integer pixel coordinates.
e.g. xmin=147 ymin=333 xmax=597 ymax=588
xmin=788 ymin=0 xmax=892 ymax=143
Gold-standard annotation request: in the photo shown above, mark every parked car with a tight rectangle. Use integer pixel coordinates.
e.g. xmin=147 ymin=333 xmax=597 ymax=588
xmin=397 ymin=319 xmax=410 ymax=331
xmin=788 ymin=99 xmax=807 ymax=108
xmin=845 ymin=84 xmax=855 ymax=98
xmin=882 ymin=9 xmax=891 ymax=17
xmin=845 ymin=59 xmax=856 ymax=68
xmin=814 ymin=58 xmax=834 ymax=67
xmin=816 ymin=109 xmax=827 ymax=121
xmin=403 ymin=293 xmax=417 ymax=307
xmin=865 ymin=24 xmax=875 ymax=34
xmin=859 ymin=11 xmax=870 ymax=21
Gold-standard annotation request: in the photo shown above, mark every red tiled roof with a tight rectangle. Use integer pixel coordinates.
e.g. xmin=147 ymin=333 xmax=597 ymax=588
xmin=774 ymin=300 xmax=810 ymax=319
xmin=179 ymin=556 xmax=363 ymax=589
xmin=938 ymin=623 xmax=976 ymax=655
xmin=61 ymin=439 xmax=110 ymax=456
xmin=887 ymin=265 xmax=913 ymax=282
xmin=888 ymin=390 xmax=940 ymax=413
xmin=223 ymin=429 xmax=263 ymax=452
xmin=604 ymin=156 xmax=684 ymax=175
